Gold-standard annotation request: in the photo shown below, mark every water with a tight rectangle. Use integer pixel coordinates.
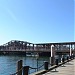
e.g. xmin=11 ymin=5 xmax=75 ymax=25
xmin=0 ymin=54 xmax=68 ymax=75
xmin=0 ymin=55 xmax=49 ymax=75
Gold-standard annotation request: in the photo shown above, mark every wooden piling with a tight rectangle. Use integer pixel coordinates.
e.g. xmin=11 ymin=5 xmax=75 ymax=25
xmin=55 ymin=59 xmax=58 ymax=65
xmin=44 ymin=61 xmax=48 ymax=70
xmin=17 ymin=60 xmax=23 ymax=75
xmin=23 ymin=66 xmax=29 ymax=75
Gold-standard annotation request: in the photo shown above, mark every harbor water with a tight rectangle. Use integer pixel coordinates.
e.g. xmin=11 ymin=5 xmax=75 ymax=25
xmin=0 ymin=55 xmax=50 ymax=75
xmin=0 ymin=54 xmax=67 ymax=75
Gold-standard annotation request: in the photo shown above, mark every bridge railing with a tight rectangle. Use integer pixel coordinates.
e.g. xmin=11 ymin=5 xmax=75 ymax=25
xmin=0 ymin=48 xmax=74 ymax=52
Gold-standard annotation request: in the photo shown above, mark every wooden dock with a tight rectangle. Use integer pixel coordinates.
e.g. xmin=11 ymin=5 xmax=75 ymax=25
xmin=42 ymin=59 xmax=75 ymax=75
xmin=11 ymin=56 xmax=75 ymax=75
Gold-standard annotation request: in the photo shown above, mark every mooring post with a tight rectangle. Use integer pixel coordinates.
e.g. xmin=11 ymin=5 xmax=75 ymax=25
xmin=67 ymin=56 xmax=69 ymax=61
xmin=71 ymin=53 xmax=74 ymax=59
xmin=62 ymin=57 xmax=64 ymax=63
xmin=55 ymin=59 xmax=58 ymax=65
xmin=23 ymin=66 xmax=29 ymax=75
xmin=44 ymin=61 xmax=48 ymax=70
xmin=17 ymin=60 xmax=23 ymax=75
xmin=70 ymin=55 xmax=72 ymax=60
xmin=50 ymin=57 xmax=55 ymax=66
xmin=72 ymin=53 xmax=74 ymax=59
xmin=55 ymin=55 xmax=59 ymax=65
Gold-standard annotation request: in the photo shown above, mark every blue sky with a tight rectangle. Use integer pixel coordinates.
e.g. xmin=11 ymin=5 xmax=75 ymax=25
xmin=0 ymin=0 xmax=74 ymax=45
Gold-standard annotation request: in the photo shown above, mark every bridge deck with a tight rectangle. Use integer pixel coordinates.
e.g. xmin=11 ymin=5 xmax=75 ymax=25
xmin=0 ymin=49 xmax=74 ymax=52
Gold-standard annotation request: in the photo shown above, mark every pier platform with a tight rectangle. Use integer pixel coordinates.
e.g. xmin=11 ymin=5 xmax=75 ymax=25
xmin=42 ymin=59 xmax=75 ymax=75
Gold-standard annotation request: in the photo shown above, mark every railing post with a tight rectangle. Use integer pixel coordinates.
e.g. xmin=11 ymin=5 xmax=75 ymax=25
xmin=17 ymin=60 xmax=23 ymax=75
xmin=44 ymin=61 xmax=48 ymax=70
xmin=23 ymin=66 xmax=29 ymax=75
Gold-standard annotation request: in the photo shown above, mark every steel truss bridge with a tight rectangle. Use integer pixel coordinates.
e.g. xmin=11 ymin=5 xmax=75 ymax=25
xmin=0 ymin=40 xmax=75 ymax=56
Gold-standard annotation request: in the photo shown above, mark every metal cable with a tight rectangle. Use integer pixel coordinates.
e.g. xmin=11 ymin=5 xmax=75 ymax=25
xmin=29 ymin=63 xmax=44 ymax=70
xmin=29 ymin=66 xmax=37 ymax=70
xmin=38 ymin=63 xmax=44 ymax=69
xmin=11 ymin=63 xmax=44 ymax=75
xmin=10 ymin=67 xmax=23 ymax=75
